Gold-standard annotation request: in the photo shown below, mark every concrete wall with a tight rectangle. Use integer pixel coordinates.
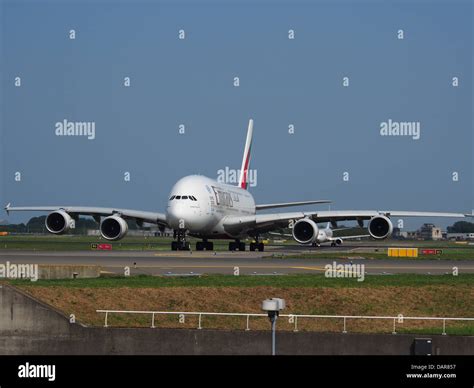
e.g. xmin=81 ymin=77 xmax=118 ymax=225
xmin=38 ymin=265 xmax=101 ymax=280
xmin=1 ymin=284 xmax=473 ymax=355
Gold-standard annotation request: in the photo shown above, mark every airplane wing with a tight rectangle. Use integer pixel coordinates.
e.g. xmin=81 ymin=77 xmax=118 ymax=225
xmin=305 ymin=210 xmax=472 ymax=223
xmin=223 ymin=210 xmax=473 ymax=235
xmin=255 ymin=200 xmax=331 ymax=210
xmin=4 ymin=204 xmax=168 ymax=227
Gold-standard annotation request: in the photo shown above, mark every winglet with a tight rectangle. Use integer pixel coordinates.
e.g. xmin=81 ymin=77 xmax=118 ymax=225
xmin=5 ymin=203 xmax=11 ymax=215
xmin=238 ymin=119 xmax=254 ymax=190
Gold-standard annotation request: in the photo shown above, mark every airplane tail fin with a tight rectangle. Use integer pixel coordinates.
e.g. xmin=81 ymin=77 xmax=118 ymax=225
xmin=238 ymin=119 xmax=254 ymax=190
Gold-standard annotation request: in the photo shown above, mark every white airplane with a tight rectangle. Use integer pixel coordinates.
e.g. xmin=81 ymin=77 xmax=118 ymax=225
xmin=271 ymin=223 xmax=370 ymax=247
xmin=5 ymin=119 xmax=473 ymax=252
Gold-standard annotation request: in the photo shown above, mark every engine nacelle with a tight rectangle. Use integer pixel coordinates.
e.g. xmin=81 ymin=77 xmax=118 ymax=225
xmin=100 ymin=215 xmax=128 ymax=241
xmin=368 ymin=215 xmax=393 ymax=239
xmin=45 ymin=210 xmax=75 ymax=234
xmin=335 ymin=238 xmax=343 ymax=245
xmin=292 ymin=218 xmax=319 ymax=244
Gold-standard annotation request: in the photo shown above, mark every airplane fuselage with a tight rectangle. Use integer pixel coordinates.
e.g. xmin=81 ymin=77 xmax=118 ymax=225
xmin=166 ymin=175 xmax=255 ymax=238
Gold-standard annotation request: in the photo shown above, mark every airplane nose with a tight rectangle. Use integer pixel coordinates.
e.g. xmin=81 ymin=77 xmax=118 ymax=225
xmin=167 ymin=205 xmax=186 ymax=228
xmin=167 ymin=204 xmax=202 ymax=230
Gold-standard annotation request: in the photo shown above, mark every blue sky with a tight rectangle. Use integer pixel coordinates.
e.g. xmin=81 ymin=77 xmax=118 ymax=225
xmin=1 ymin=0 xmax=472 ymax=230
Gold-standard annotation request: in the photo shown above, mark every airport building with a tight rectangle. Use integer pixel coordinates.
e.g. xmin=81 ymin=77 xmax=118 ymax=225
xmin=418 ymin=223 xmax=443 ymax=240
xmin=446 ymin=232 xmax=474 ymax=241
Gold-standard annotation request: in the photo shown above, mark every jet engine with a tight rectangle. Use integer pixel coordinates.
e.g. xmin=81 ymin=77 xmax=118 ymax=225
xmin=292 ymin=218 xmax=319 ymax=244
xmin=368 ymin=215 xmax=393 ymax=239
xmin=335 ymin=238 xmax=343 ymax=245
xmin=100 ymin=215 xmax=128 ymax=241
xmin=45 ymin=210 xmax=75 ymax=234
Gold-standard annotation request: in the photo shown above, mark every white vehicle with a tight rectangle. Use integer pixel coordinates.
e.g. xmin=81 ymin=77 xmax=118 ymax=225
xmin=5 ymin=119 xmax=473 ymax=251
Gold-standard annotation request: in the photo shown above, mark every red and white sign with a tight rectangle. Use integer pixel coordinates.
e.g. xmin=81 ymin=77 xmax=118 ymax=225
xmin=91 ymin=243 xmax=112 ymax=250
xmin=421 ymin=249 xmax=442 ymax=255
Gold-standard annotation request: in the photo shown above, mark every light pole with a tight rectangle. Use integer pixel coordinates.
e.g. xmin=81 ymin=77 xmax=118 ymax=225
xmin=262 ymin=298 xmax=285 ymax=356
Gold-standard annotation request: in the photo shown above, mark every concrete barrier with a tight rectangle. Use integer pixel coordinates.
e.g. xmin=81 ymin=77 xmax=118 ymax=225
xmin=1 ymin=284 xmax=473 ymax=355
xmin=38 ymin=265 xmax=101 ymax=280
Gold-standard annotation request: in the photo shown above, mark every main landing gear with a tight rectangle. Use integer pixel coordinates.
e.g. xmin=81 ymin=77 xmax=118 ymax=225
xmin=249 ymin=235 xmax=264 ymax=252
xmin=171 ymin=229 xmax=190 ymax=251
xmin=229 ymin=240 xmax=246 ymax=251
xmin=196 ymin=239 xmax=214 ymax=251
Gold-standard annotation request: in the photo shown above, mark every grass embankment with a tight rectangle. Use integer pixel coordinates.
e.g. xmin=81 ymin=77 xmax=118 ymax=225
xmin=9 ymin=274 xmax=474 ymax=335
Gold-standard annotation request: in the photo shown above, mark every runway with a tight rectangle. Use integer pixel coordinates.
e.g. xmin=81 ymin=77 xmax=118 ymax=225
xmin=0 ymin=249 xmax=473 ymax=276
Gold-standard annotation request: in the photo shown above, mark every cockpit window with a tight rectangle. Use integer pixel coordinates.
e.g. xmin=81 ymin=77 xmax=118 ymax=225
xmin=171 ymin=195 xmax=196 ymax=200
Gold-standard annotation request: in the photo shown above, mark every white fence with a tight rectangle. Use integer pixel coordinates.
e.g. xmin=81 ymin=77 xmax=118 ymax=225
xmin=96 ymin=309 xmax=474 ymax=335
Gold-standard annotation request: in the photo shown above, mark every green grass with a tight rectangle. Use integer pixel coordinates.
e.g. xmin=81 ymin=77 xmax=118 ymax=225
xmin=8 ymin=273 xmax=474 ymax=288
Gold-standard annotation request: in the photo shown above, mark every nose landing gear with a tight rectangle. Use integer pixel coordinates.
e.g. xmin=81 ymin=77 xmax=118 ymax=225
xmin=171 ymin=229 xmax=190 ymax=251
